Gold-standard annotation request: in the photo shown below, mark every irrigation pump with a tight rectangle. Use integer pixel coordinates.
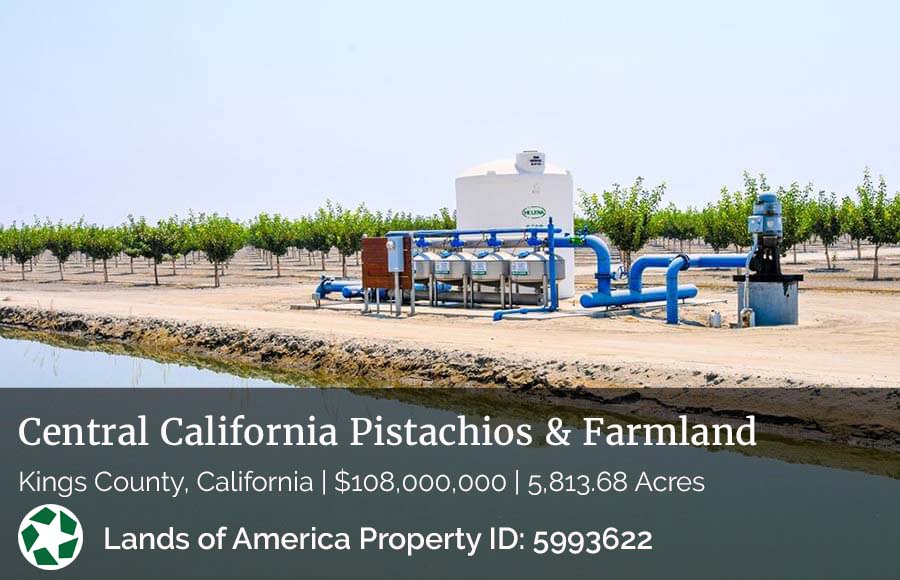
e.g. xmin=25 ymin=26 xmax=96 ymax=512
xmin=734 ymin=193 xmax=804 ymax=326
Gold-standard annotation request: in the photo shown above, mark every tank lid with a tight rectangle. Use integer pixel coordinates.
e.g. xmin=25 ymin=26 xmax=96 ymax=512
xmin=456 ymin=151 xmax=569 ymax=178
xmin=515 ymin=150 xmax=545 ymax=174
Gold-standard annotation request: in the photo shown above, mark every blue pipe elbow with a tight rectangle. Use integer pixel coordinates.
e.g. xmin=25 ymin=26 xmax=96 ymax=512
xmin=555 ymin=235 xmax=612 ymax=295
xmin=628 ymin=255 xmax=680 ymax=293
xmin=579 ymin=285 xmax=697 ymax=308
xmin=665 ymin=253 xmax=752 ymax=324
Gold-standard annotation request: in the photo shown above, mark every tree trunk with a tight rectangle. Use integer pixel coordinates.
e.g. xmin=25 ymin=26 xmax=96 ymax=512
xmin=183 ymin=255 xmax=188 ymax=269
xmin=153 ymin=261 xmax=159 ymax=285
xmin=21 ymin=262 xmax=26 ymax=281
xmin=103 ymin=259 xmax=109 ymax=283
xmin=172 ymin=259 xmax=177 ymax=275
xmin=130 ymin=257 xmax=134 ymax=274
xmin=214 ymin=263 xmax=220 ymax=288
xmin=58 ymin=259 xmax=64 ymax=281
xmin=824 ymin=243 xmax=831 ymax=270
xmin=856 ymin=239 xmax=861 ymax=260
xmin=320 ymin=252 xmax=326 ymax=271
xmin=342 ymin=254 xmax=347 ymax=278
xmin=792 ymin=245 xmax=797 ymax=264
xmin=873 ymin=245 xmax=880 ymax=280
xmin=276 ymin=255 xmax=281 ymax=277
xmin=92 ymin=258 xmax=96 ymax=273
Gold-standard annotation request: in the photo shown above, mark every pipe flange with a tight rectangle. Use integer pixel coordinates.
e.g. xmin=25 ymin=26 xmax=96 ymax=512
xmin=675 ymin=254 xmax=691 ymax=270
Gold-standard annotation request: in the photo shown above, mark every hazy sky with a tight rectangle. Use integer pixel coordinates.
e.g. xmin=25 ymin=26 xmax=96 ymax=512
xmin=2 ymin=1 xmax=899 ymax=225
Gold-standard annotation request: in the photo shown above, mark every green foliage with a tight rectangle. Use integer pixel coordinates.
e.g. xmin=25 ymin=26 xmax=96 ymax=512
xmin=82 ymin=226 xmax=122 ymax=262
xmin=653 ymin=204 xmax=699 ymax=249
xmin=44 ymin=221 xmax=78 ymax=278
xmin=839 ymin=196 xmax=866 ymax=251
xmin=136 ymin=218 xmax=183 ymax=285
xmin=0 ymin=225 xmax=12 ymax=265
xmin=2 ymin=173 xmax=894 ymax=285
xmin=699 ymin=196 xmax=733 ymax=252
xmin=857 ymin=168 xmax=900 ymax=279
xmin=249 ymin=213 xmax=293 ymax=257
xmin=248 ymin=213 xmax=296 ymax=276
xmin=196 ymin=215 xmax=245 ymax=287
xmin=198 ymin=215 xmax=245 ymax=264
xmin=82 ymin=226 xmax=123 ymax=282
xmin=809 ymin=192 xmax=842 ymax=269
xmin=9 ymin=223 xmax=45 ymax=279
xmin=120 ymin=216 xmax=146 ymax=260
xmin=777 ymin=181 xmax=814 ymax=257
xmin=578 ymin=177 xmax=663 ymax=267
xmin=719 ymin=173 xmax=760 ymax=250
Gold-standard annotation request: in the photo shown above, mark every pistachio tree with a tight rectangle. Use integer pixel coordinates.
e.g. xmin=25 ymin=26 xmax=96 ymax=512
xmin=10 ymin=223 xmax=45 ymax=281
xmin=857 ymin=168 xmax=897 ymax=280
xmin=83 ymin=226 xmax=123 ymax=283
xmin=44 ymin=221 xmax=78 ymax=280
xmin=197 ymin=215 xmax=245 ymax=287
xmin=331 ymin=202 xmax=369 ymax=278
xmin=839 ymin=196 xmax=866 ymax=260
xmin=699 ymin=199 xmax=732 ymax=253
xmin=248 ymin=213 xmax=293 ymax=277
xmin=578 ymin=177 xmax=663 ymax=269
xmin=809 ymin=192 xmax=842 ymax=270
xmin=138 ymin=219 xmax=180 ymax=285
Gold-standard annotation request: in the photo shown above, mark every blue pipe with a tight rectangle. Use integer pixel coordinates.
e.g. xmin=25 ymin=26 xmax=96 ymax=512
xmin=315 ymin=276 xmax=361 ymax=297
xmin=387 ymin=226 xmax=563 ymax=238
xmin=580 ymin=285 xmax=698 ymax=308
xmin=628 ymin=255 xmax=684 ymax=293
xmin=553 ymin=234 xmax=613 ymax=295
xmin=341 ymin=282 xmax=451 ymax=299
xmin=548 ymin=220 xmax=558 ymax=311
xmin=665 ymin=253 xmax=750 ymax=324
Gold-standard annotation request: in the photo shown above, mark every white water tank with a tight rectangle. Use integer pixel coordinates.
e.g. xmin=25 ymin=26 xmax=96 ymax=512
xmin=455 ymin=150 xmax=575 ymax=298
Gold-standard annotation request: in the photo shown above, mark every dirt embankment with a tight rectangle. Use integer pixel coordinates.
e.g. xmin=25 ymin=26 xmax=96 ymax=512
xmin=0 ymin=304 xmax=841 ymax=391
xmin=2 ymin=305 xmax=899 ymax=453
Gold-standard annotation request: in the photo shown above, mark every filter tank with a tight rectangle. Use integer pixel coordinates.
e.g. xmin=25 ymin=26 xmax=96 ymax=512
xmin=455 ymin=150 xmax=575 ymax=298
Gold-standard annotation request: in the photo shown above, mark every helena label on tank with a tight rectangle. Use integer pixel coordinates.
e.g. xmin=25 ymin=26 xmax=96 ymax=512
xmin=471 ymin=262 xmax=488 ymax=276
xmin=521 ymin=205 xmax=546 ymax=219
xmin=511 ymin=261 xmax=529 ymax=276
xmin=435 ymin=261 xmax=451 ymax=275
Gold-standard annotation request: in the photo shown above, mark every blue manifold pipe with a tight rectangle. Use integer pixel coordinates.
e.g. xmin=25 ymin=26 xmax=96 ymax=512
xmin=340 ymin=281 xmax=451 ymax=299
xmin=665 ymin=253 xmax=750 ymax=324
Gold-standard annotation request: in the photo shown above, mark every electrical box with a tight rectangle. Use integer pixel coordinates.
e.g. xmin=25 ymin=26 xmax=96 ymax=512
xmin=747 ymin=215 xmax=764 ymax=234
xmin=386 ymin=235 xmax=405 ymax=273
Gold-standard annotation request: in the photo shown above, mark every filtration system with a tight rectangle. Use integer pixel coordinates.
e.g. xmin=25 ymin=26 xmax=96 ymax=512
xmin=410 ymin=228 xmax=567 ymax=309
xmin=313 ymin=150 xmax=801 ymax=327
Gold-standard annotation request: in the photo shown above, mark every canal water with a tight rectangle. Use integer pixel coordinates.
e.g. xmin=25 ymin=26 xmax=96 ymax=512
xmin=1 ymin=332 xmax=898 ymax=579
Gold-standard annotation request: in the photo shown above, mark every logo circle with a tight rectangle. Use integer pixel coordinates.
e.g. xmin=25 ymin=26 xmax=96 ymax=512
xmin=18 ymin=504 xmax=83 ymax=571
xmin=522 ymin=205 xmax=547 ymax=219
